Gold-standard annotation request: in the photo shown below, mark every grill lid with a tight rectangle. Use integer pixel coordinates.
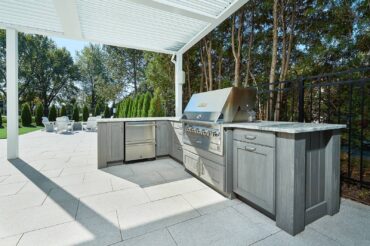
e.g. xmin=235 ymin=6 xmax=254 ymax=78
xmin=181 ymin=87 xmax=257 ymax=123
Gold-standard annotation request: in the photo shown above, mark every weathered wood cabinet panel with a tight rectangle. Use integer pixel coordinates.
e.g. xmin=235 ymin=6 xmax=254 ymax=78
xmin=97 ymin=122 xmax=124 ymax=168
xmin=233 ymin=140 xmax=275 ymax=214
xmin=170 ymin=122 xmax=183 ymax=162
xmin=156 ymin=121 xmax=171 ymax=156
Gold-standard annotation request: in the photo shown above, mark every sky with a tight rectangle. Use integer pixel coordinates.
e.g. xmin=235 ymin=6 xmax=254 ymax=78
xmin=50 ymin=37 xmax=89 ymax=59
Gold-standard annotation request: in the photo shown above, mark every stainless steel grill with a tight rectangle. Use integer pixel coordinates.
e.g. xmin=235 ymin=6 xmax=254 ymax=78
xmin=181 ymin=87 xmax=256 ymax=156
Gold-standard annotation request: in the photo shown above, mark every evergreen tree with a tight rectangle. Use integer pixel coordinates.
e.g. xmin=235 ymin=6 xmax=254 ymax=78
xmin=72 ymin=103 xmax=80 ymax=122
xmin=127 ymin=97 xmax=134 ymax=117
xmin=94 ymin=103 xmax=102 ymax=116
xmin=136 ymin=94 xmax=144 ymax=117
xmin=35 ymin=103 xmax=44 ymax=126
xmin=103 ymin=105 xmax=111 ymax=118
xmin=21 ymin=103 xmax=32 ymax=126
xmin=148 ymin=89 xmax=165 ymax=117
xmin=131 ymin=96 xmax=139 ymax=118
xmin=60 ymin=105 xmax=67 ymax=116
xmin=48 ymin=104 xmax=57 ymax=121
xmin=82 ymin=105 xmax=89 ymax=121
xmin=141 ymin=92 xmax=152 ymax=117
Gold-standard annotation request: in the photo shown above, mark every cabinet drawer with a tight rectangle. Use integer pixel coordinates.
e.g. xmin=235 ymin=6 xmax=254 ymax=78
xmin=125 ymin=142 xmax=155 ymax=162
xmin=172 ymin=122 xmax=182 ymax=129
xmin=172 ymin=142 xmax=183 ymax=162
xmin=233 ymin=129 xmax=275 ymax=147
xmin=183 ymin=150 xmax=199 ymax=175
xmin=200 ymin=158 xmax=225 ymax=191
xmin=233 ymin=141 xmax=275 ymax=214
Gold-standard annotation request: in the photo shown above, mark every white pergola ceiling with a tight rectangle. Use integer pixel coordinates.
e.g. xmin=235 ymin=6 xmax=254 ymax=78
xmin=0 ymin=0 xmax=249 ymax=54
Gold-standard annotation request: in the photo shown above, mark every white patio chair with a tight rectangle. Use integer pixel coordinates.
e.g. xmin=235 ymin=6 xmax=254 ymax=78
xmin=42 ymin=117 xmax=55 ymax=132
xmin=55 ymin=117 xmax=73 ymax=133
xmin=82 ymin=117 xmax=97 ymax=131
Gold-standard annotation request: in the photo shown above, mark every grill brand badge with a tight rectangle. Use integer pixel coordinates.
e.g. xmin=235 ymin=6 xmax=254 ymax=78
xmin=197 ymin=103 xmax=207 ymax=107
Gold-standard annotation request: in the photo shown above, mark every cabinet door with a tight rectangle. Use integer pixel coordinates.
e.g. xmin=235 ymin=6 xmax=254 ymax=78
xmin=233 ymin=141 xmax=275 ymax=214
xmin=109 ymin=122 xmax=124 ymax=162
xmin=156 ymin=121 xmax=170 ymax=156
xmin=183 ymin=150 xmax=199 ymax=175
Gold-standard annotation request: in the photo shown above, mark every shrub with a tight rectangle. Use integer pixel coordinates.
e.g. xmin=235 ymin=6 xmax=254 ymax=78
xmin=136 ymin=94 xmax=144 ymax=117
xmin=127 ymin=98 xmax=133 ymax=117
xmin=141 ymin=92 xmax=152 ymax=117
xmin=72 ymin=103 xmax=80 ymax=122
xmin=21 ymin=103 xmax=32 ymax=126
xmin=148 ymin=89 xmax=164 ymax=117
xmin=94 ymin=103 xmax=102 ymax=116
xmin=35 ymin=103 xmax=44 ymax=126
xmin=49 ymin=105 xmax=57 ymax=121
xmin=0 ymin=110 xmax=4 ymax=128
xmin=82 ymin=105 xmax=89 ymax=121
xmin=103 ymin=105 xmax=111 ymax=118
xmin=60 ymin=105 xmax=67 ymax=116
xmin=131 ymin=97 xmax=139 ymax=118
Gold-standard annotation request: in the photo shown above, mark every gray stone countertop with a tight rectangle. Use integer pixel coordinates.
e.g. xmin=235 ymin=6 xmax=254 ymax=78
xmin=97 ymin=117 xmax=181 ymax=123
xmin=222 ymin=121 xmax=346 ymax=134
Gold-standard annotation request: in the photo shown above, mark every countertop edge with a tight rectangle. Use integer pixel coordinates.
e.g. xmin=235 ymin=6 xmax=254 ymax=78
xmin=223 ymin=123 xmax=347 ymax=134
xmin=97 ymin=117 xmax=181 ymax=123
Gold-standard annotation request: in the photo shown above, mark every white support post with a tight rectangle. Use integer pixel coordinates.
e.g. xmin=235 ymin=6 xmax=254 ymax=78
xmin=6 ymin=29 xmax=19 ymax=160
xmin=175 ymin=53 xmax=184 ymax=117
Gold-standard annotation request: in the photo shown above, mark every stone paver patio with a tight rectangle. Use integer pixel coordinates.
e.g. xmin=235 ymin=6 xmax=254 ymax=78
xmin=0 ymin=130 xmax=369 ymax=246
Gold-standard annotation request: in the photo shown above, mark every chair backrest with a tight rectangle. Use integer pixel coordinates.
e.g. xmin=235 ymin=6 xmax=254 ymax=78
xmin=42 ymin=117 xmax=49 ymax=123
xmin=56 ymin=120 xmax=68 ymax=131
xmin=56 ymin=117 xmax=68 ymax=122
xmin=86 ymin=118 xmax=97 ymax=129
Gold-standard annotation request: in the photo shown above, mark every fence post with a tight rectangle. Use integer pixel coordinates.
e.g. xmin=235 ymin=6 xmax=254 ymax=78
xmin=298 ymin=78 xmax=304 ymax=122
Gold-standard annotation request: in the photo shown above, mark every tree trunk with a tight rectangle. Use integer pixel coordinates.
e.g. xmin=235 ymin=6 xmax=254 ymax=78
xmin=268 ymin=0 xmax=279 ymax=120
xmin=185 ymin=54 xmax=191 ymax=100
xmin=231 ymin=11 xmax=244 ymax=87
xmin=244 ymin=8 xmax=255 ymax=87
xmin=217 ymin=54 xmax=222 ymax=89
xmin=274 ymin=0 xmax=286 ymax=121
xmin=274 ymin=0 xmax=296 ymax=121
xmin=205 ymin=38 xmax=213 ymax=91
xmin=133 ymin=54 xmax=137 ymax=94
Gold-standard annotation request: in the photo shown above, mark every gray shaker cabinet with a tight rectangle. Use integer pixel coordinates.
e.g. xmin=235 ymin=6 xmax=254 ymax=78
xmin=156 ymin=121 xmax=171 ymax=156
xmin=98 ymin=122 xmax=124 ymax=168
xmin=233 ymin=140 xmax=275 ymax=214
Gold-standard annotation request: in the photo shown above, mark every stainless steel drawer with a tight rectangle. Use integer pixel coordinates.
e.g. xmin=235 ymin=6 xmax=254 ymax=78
xmin=125 ymin=142 xmax=155 ymax=161
xmin=125 ymin=122 xmax=155 ymax=144
xmin=233 ymin=129 xmax=275 ymax=147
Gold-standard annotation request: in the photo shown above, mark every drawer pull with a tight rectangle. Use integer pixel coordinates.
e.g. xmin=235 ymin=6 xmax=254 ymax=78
xmin=244 ymin=135 xmax=256 ymax=140
xmin=245 ymin=146 xmax=256 ymax=152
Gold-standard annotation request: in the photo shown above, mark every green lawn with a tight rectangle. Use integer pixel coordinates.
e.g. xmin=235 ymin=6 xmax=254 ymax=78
xmin=0 ymin=123 xmax=43 ymax=139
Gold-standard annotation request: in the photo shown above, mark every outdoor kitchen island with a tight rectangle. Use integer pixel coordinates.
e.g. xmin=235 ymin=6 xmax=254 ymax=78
xmin=97 ymin=117 xmax=345 ymax=236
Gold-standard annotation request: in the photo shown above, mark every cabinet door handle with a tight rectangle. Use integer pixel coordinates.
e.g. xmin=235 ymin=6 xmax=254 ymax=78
xmin=245 ymin=146 xmax=256 ymax=152
xmin=244 ymin=135 xmax=256 ymax=140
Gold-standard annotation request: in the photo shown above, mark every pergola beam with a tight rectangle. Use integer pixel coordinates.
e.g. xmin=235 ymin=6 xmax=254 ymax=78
xmin=127 ymin=0 xmax=216 ymax=23
xmin=53 ymin=0 xmax=83 ymax=39
xmin=178 ymin=0 xmax=250 ymax=54
xmin=6 ymin=28 xmax=19 ymax=160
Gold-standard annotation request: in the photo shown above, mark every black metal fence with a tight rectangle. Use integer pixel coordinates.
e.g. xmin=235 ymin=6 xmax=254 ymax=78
xmin=255 ymin=67 xmax=370 ymax=189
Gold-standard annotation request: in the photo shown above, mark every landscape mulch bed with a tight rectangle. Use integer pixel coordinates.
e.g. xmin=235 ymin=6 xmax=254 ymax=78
xmin=341 ymin=183 xmax=370 ymax=206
